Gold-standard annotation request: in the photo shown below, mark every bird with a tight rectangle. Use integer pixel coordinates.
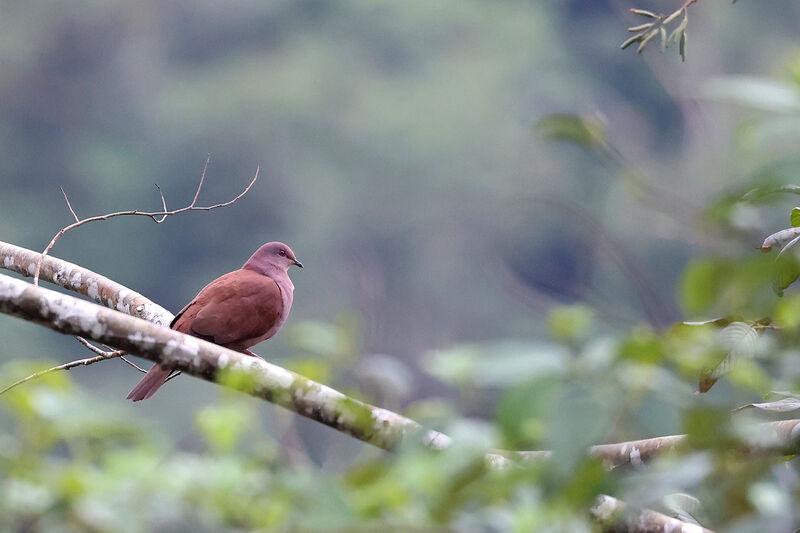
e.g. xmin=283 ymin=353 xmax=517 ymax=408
xmin=126 ymin=241 xmax=302 ymax=401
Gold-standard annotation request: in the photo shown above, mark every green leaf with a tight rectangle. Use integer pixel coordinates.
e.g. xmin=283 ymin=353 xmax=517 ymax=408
xmin=703 ymin=77 xmax=800 ymax=112
xmin=627 ymin=23 xmax=655 ymax=32
xmin=679 ymin=30 xmax=686 ymax=61
xmin=286 ymin=319 xmax=355 ymax=359
xmin=422 ymin=341 xmax=568 ymax=388
xmin=733 ymin=397 xmax=800 ymax=413
xmin=662 ymin=9 xmax=682 ymax=26
xmin=683 ymin=407 xmax=735 ymax=449
xmin=682 ymin=317 xmax=734 ymax=328
xmin=637 ymin=28 xmax=659 ymax=54
xmin=497 ymin=377 xmax=561 ymax=446
xmin=629 ymin=8 xmax=657 ymax=18
xmin=790 ymin=208 xmax=800 ymax=227
xmin=679 ymin=259 xmax=728 ymax=314
xmin=535 ymin=114 xmax=607 ymax=150
xmin=548 ymin=305 xmax=594 ymax=343
xmin=772 ymin=254 xmax=800 ymax=296
xmin=663 ymin=493 xmax=702 ymax=526
xmin=195 ymin=403 xmax=256 ymax=452
xmin=774 ymin=294 xmax=800 ymax=328
xmin=667 ymin=13 xmax=688 ymax=47
xmin=617 ymin=326 xmax=665 ymax=364
xmin=743 ymin=184 xmax=800 ymax=201
xmin=698 ymin=322 xmax=761 ymax=392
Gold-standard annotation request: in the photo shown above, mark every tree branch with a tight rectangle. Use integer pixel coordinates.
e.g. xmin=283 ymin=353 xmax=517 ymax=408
xmin=33 ymin=160 xmax=259 ymax=285
xmin=0 ymin=240 xmax=173 ymax=326
xmin=496 ymin=418 xmax=800 ymax=470
xmin=591 ymin=494 xmax=713 ymax=533
xmin=0 ymin=272 xmax=448 ymax=450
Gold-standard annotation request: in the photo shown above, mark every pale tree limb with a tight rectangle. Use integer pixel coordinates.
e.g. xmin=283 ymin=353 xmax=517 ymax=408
xmin=0 ymin=240 xmax=173 ymax=326
xmin=591 ymin=494 xmax=712 ymax=533
xmin=0 ymin=243 xmax=183 ymax=386
xmin=0 ymin=239 xmax=173 ymax=379
xmin=494 ymin=418 xmax=800 ymax=470
xmin=0 ymin=272 xmax=446 ymax=450
xmin=33 ymin=158 xmax=259 ymax=285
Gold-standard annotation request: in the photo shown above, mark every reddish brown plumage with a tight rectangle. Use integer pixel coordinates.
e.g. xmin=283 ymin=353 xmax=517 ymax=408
xmin=126 ymin=242 xmax=301 ymax=401
xmin=171 ymin=270 xmax=283 ymax=350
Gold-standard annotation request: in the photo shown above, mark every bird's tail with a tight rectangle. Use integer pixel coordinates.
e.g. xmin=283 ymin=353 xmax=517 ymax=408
xmin=126 ymin=365 xmax=171 ymax=402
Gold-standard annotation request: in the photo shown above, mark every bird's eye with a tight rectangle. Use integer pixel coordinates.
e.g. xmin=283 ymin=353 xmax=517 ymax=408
xmin=279 ymin=250 xmax=286 ymax=256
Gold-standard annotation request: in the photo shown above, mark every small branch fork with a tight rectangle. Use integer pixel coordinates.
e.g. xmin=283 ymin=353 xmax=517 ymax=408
xmin=33 ymin=157 xmax=260 ymax=285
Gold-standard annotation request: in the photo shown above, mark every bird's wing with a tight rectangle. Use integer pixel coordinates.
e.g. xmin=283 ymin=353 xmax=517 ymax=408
xmin=172 ymin=270 xmax=283 ymax=346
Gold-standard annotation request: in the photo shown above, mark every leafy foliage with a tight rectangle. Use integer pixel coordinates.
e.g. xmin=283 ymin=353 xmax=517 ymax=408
xmin=3 ymin=1 xmax=800 ymax=531
xmin=622 ymin=1 xmax=742 ymax=61
xmin=621 ymin=7 xmax=689 ymax=61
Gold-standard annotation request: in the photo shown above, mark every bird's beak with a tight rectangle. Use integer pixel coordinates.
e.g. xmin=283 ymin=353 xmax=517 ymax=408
xmin=293 ymin=259 xmax=304 ymax=268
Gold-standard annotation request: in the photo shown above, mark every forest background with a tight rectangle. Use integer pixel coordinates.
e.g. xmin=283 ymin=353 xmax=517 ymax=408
xmin=2 ymin=1 xmax=800 ymax=531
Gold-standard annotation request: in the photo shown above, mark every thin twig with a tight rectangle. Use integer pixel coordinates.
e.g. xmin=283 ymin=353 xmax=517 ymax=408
xmin=120 ymin=356 xmax=148 ymax=373
xmin=165 ymin=371 xmax=182 ymax=383
xmin=0 ymin=347 xmax=125 ymax=396
xmin=75 ymin=336 xmax=110 ymax=355
xmin=74 ymin=336 xmax=143 ymax=372
xmin=191 ymin=155 xmax=211 ymax=207
xmin=94 ymin=342 xmax=147 ymax=373
xmin=154 ymin=184 xmax=168 ymax=223
xmin=60 ymin=187 xmax=80 ymax=222
xmin=2 ymin=336 xmax=150 ymax=396
xmin=33 ymin=162 xmax=260 ymax=285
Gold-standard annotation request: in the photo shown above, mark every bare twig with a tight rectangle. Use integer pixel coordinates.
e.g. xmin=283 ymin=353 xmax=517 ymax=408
xmin=75 ymin=336 xmax=111 ymax=355
xmin=191 ymin=156 xmax=211 ymax=207
xmin=74 ymin=336 xmax=147 ymax=373
xmin=153 ymin=184 xmax=168 ymax=223
xmin=0 ymin=341 xmax=125 ymax=396
xmin=60 ymin=186 xmax=79 ymax=222
xmin=121 ymin=356 xmax=148 ymax=373
xmin=79 ymin=336 xmax=176 ymax=378
xmin=34 ymin=160 xmax=259 ymax=285
xmin=165 ymin=371 xmax=182 ymax=383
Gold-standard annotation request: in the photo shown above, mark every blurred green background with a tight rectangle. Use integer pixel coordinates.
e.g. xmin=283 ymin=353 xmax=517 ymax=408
xmin=3 ymin=1 xmax=800 ymax=531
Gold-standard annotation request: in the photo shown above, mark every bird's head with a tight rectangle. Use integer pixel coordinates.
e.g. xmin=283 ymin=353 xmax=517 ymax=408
xmin=243 ymin=242 xmax=303 ymax=274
